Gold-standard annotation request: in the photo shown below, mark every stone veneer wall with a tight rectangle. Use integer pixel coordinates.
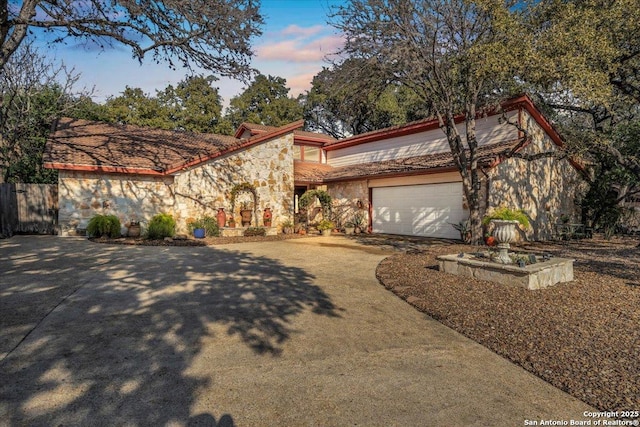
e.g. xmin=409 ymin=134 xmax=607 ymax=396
xmin=57 ymin=171 xmax=175 ymax=236
xmin=173 ymin=133 xmax=294 ymax=232
xmin=487 ymin=110 xmax=584 ymax=240
xmin=327 ymin=180 xmax=370 ymax=229
xmin=57 ymin=133 xmax=295 ymax=236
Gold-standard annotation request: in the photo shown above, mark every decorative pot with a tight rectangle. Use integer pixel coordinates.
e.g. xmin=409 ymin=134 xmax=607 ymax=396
xmin=228 ymin=219 xmax=236 ymax=228
xmin=283 ymin=226 xmax=293 ymax=234
xmin=321 ymin=229 xmax=331 ymax=236
xmin=217 ymin=208 xmax=226 ymax=228
xmin=492 ymin=220 xmax=518 ymax=264
xmin=128 ymin=224 xmax=141 ymax=238
xmin=193 ymin=228 xmax=205 ymax=239
xmin=240 ymin=209 xmax=252 ymax=227
xmin=344 ymin=227 xmax=355 ymax=235
xmin=485 ymin=236 xmax=496 ymax=247
xmin=263 ymin=208 xmax=272 ymax=227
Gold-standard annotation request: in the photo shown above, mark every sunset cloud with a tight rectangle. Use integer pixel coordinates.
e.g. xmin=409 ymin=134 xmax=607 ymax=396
xmin=256 ymin=34 xmax=343 ymax=63
xmin=280 ymin=24 xmax=325 ymax=37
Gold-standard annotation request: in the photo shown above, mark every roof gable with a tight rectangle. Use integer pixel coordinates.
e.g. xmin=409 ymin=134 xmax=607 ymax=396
xmin=323 ymin=94 xmax=565 ymax=152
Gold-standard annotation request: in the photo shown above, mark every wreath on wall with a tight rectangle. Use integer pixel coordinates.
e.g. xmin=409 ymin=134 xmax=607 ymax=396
xmin=230 ymin=182 xmax=259 ymax=214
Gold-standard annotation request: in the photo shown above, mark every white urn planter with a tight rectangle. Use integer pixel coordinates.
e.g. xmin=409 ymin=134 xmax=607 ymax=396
xmin=492 ymin=219 xmax=519 ymax=264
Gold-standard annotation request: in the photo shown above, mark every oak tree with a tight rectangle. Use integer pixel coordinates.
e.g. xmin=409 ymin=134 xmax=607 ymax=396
xmin=332 ymin=0 xmax=529 ymax=242
xmin=0 ymin=0 xmax=263 ymax=77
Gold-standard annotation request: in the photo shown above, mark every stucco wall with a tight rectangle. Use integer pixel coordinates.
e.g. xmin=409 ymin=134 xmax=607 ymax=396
xmin=487 ymin=110 xmax=584 ymax=240
xmin=57 ymin=133 xmax=295 ymax=236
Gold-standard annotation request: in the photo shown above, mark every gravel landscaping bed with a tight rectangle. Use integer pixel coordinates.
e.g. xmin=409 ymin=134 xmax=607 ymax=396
xmin=376 ymin=236 xmax=640 ymax=412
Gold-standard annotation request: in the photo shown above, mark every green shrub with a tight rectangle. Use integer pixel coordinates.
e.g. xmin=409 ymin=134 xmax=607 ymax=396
xmin=244 ymin=227 xmax=266 ymax=237
xmin=147 ymin=213 xmax=176 ymax=239
xmin=187 ymin=216 xmax=220 ymax=237
xmin=87 ymin=214 xmax=121 ymax=238
xmin=317 ymin=219 xmax=335 ymax=231
xmin=482 ymin=207 xmax=530 ymax=228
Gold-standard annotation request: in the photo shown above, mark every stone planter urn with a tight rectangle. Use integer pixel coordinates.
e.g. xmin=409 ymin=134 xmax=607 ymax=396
xmin=240 ymin=209 xmax=252 ymax=227
xmin=492 ymin=220 xmax=519 ymax=264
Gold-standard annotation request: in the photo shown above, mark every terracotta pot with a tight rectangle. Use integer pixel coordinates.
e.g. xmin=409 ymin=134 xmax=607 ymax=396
xmin=485 ymin=236 xmax=496 ymax=246
xmin=216 ymin=208 xmax=226 ymax=228
xmin=263 ymin=208 xmax=272 ymax=227
xmin=128 ymin=224 xmax=141 ymax=238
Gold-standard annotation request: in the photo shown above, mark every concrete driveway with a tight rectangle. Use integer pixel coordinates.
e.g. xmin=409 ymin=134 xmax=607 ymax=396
xmin=0 ymin=236 xmax=591 ymax=426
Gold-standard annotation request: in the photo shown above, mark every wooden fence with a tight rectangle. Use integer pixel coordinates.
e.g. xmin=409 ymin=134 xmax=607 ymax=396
xmin=0 ymin=183 xmax=58 ymax=236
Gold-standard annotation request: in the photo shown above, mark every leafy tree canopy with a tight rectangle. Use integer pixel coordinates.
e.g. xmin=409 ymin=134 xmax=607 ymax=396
xmin=330 ymin=0 xmax=529 ymax=243
xmin=303 ymin=59 xmax=430 ymax=138
xmin=102 ymin=76 xmax=233 ymax=134
xmin=1 ymin=0 xmax=263 ymax=77
xmin=1 ymin=42 xmax=87 ymax=183
xmin=226 ymin=74 xmax=303 ymax=129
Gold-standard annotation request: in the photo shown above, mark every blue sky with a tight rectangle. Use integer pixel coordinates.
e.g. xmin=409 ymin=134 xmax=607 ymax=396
xmin=40 ymin=0 xmax=345 ymax=106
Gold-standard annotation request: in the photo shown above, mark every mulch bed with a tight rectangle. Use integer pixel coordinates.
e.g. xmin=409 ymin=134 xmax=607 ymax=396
xmin=90 ymin=233 xmax=314 ymax=246
xmin=376 ymin=237 xmax=640 ymax=412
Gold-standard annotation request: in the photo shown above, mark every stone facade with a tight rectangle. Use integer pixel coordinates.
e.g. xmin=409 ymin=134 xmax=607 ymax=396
xmin=173 ymin=133 xmax=294 ymax=232
xmin=486 ymin=110 xmax=584 ymax=240
xmin=327 ymin=180 xmax=370 ymax=230
xmin=57 ymin=133 xmax=295 ymax=236
xmin=57 ymin=171 xmax=175 ymax=236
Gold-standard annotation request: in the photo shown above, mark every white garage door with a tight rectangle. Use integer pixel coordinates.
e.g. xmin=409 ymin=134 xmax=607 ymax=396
xmin=372 ymin=183 xmax=466 ymax=239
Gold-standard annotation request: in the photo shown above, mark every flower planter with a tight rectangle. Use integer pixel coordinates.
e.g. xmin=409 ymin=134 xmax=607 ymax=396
xmin=240 ymin=209 xmax=252 ymax=227
xmin=193 ymin=228 xmax=205 ymax=239
xmin=263 ymin=207 xmax=272 ymax=227
xmin=127 ymin=224 xmax=141 ymax=238
xmin=492 ymin=220 xmax=519 ymax=264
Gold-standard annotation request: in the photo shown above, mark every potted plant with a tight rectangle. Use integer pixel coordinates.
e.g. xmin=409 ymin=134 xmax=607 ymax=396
xmin=188 ymin=216 xmax=220 ymax=239
xmin=228 ymin=217 xmax=236 ymax=228
xmin=449 ymin=220 xmax=471 ymax=243
xmin=281 ymin=219 xmax=294 ymax=234
xmin=127 ymin=220 xmax=141 ymax=238
xmin=263 ymin=207 xmax=272 ymax=227
xmin=344 ymin=221 xmax=355 ymax=235
xmin=352 ymin=212 xmax=365 ymax=234
xmin=317 ymin=219 xmax=335 ymax=236
xmin=482 ymin=207 xmax=530 ymax=263
xmin=484 ymin=232 xmax=496 ymax=246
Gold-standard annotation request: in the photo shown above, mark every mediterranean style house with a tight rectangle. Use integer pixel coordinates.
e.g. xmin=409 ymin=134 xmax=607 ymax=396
xmin=44 ymin=95 xmax=583 ymax=240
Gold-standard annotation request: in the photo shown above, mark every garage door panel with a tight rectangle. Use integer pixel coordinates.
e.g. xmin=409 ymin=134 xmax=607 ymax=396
xmin=372 ymin=183 xmax=466 ymax=239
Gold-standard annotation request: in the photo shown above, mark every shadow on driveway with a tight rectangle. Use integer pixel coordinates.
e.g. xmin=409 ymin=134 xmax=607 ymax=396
xmin=0 ymin=236 xmax=338 ymax=425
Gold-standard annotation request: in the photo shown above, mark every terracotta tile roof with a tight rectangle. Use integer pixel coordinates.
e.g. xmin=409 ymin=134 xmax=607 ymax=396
xmin=44 ymin=118 xmax=303 ymax=175
xmin=293 ymin=162 xmax=335 ymax=183
xmin=238 ymin=122 xmax=276 ymax=133
xmin=293 ymin=129 xmax=336 ymax=143
xmin=294 ymin=141 xmax=517 ymax=183
xmin=44 ymin=118 xmax=241 ymax=173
